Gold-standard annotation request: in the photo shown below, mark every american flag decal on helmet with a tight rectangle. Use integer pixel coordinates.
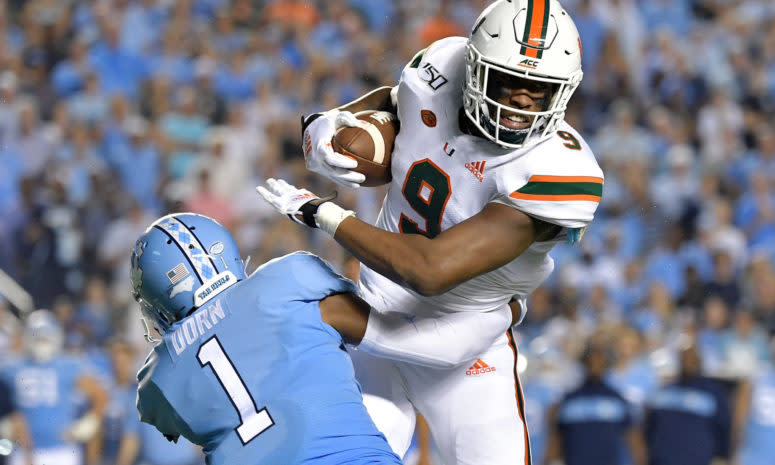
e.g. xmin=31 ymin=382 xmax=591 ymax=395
xmin=167 ymin=263 xmax=189 ymax=284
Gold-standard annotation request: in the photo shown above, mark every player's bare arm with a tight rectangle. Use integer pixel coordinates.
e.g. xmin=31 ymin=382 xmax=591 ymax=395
xmin=335 ymin=86 xmax=396 ymax=114
xmin=332 ymin=203 xmax=557 ymax=296
xmin=258 ymin=179 xmax=558 ymax=296
xmin=65 ymin=375 xmax=108 ymax=445
xmin=318 ymin=293 xmax=370 ymax=345
xmin=319 ymin=292 xmax=522 ymax=359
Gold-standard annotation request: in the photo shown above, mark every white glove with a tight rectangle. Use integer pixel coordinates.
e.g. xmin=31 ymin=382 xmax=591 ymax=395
xmin=64 ymin=412 xmax=100 ymax=442
xmin=256 ymin=178 xmax=355 ymax=235
xmin=302 ymin=110 xmax=366 ymax=188
xmin=0 ymin=438 xmax=12 ymax=457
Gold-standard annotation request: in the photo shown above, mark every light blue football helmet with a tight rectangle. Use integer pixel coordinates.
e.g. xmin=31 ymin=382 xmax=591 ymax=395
xmin=24 ymin=309 xmax=64 ymax=362
xmin=130 ymin=213 xmax=247 ymax=341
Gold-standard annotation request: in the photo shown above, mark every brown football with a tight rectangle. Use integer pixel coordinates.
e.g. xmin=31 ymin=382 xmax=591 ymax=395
xmin=331 ymin=110 xmax=399 ymax=187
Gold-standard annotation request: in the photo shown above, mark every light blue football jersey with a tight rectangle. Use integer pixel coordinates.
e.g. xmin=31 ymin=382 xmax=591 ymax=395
xmin=0 ymin=356 xmax=92 ymax=450
xmin=137 ymin=252 xmax=402 ymax=465
xmin=739 ymin=368 xmax=775 ymax=465
xmin=522 ymin=379 xmax=561 ymax=465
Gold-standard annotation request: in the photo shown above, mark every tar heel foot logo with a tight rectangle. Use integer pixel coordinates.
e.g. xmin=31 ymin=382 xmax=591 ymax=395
xmin=194 ymin=270 xmax=237 ymax=307
xmin=169 ymin=275 xmax=196 ymax=298
xmin=419 ymin=63 xmax=448 ymax=90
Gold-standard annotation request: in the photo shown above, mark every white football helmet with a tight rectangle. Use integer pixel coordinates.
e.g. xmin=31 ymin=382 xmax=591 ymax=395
xmin=464 ymin=0 xmax=583 ymax=149
xmin=23 ymin=309 xmax=64 ymax=362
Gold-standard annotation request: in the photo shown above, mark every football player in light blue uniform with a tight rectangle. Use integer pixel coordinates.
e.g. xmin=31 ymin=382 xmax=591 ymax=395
xmin=736 ymin=364 xmax=775 ymax=465
xmin=131 ymin=213 xmax=402 ymax=465
xmin=0 ymin=310 xmax=107 ymax=465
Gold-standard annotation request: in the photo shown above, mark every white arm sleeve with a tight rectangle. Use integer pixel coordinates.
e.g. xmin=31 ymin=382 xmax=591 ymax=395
xmin=356 ymin=305 xmax=513 ymax=369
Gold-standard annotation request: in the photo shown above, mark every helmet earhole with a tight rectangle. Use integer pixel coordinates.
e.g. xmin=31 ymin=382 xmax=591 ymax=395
xmin=188 ymin=244 xmax=194 ymax=250
xmin=166 ymin=239 xmax=172 ymax=244
xmin=190 ymin=226 xmax=196 ymax=230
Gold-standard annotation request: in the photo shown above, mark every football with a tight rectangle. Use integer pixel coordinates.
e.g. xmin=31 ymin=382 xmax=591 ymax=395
xmin=331 ymin=110 xmax=399 ymax=187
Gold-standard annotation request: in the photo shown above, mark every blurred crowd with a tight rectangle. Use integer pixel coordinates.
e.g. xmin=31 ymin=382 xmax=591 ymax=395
xmin=0 ymin=0 xmax=774 ymax=464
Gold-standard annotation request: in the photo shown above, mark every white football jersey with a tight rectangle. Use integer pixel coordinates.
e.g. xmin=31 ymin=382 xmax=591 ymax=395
xmin=359 ymin=37 xmax=603 ymax=318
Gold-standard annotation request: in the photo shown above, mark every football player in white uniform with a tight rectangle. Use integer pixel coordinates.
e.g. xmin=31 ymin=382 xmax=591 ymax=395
xmin=259 ymin=1 xmax=603 ymax=464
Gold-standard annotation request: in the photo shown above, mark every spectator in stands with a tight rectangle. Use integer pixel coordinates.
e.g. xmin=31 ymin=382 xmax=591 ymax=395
xmin=183 ymin=169 xmax=236 ymax=230
xmin=705 ymin=251 xmax=741 ymax=309
xmin=417 ymin=0 xmax=465 ymax=46
xmin=721 ymin=310 xmax=771 ymax=378
xmin=51 ymin=37 xmax=91 ymax=98
xmin=159 ymin=86 xmax=210 ymax=180
xmin=607 ymin=325 xmax=659 ymax=420
xmin=733 ymin=347 xmax=775 ymax=465
xmin=14 ymin=99 xmax=52 ymax=177
xmin=697 ymin=297 xmax=729 ymax=375
xmin=645 ymin=344 xmax=731 ymax=465
xmin=546 ymin=341 xmax=647 ymax=465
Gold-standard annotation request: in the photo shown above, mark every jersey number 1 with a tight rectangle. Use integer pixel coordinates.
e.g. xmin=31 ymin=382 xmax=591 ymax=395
xmin=197 ymin=336 xmax=275 ymax=444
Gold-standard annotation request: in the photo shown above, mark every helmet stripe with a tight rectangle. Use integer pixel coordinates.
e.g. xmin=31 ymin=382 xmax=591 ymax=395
xmin=520 ymin=0 xmax=550 ymax=59
xmin=154 ymin=225 xmax=205 ymax=285
xmin=175 ymin=216 xmax=221 ymax=274
xmin=154 ymin=216 xmax=219 ymax=284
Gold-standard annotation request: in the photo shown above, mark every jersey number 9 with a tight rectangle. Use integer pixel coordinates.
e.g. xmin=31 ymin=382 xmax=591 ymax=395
xmin=399 ymin=159 xmax=451 ymax=238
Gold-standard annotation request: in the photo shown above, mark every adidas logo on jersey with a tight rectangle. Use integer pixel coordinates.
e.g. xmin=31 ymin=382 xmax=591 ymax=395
xmin=466 ymin=359 xmax=496 ymax=376
xmin=465 ymin=161 xmax=486 ymax=182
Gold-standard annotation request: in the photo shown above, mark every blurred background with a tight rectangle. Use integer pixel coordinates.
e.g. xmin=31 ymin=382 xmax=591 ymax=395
xmin=0 ymin=0 xmax=773 ymax=465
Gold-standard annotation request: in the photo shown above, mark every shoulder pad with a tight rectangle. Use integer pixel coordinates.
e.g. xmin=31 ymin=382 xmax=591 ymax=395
xmin=400 ymin=37 xmax=467 ymax=91
xmin=494 ymin=125 xmax=604 ymax=228
xmin=253 ymin=252 xmax=357 ymax=303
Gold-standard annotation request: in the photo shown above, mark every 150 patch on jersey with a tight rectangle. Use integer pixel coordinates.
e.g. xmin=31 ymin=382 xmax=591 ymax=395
xmin=419 ymin=63 xmax=448 ymax=90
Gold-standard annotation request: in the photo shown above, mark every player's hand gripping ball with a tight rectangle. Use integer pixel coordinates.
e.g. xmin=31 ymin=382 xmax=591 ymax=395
xmin=331 ymin=110 xmax=399 ymax=187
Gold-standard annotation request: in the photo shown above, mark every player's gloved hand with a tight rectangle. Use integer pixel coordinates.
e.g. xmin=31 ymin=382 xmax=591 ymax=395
xmin=256 ymin=178 xmax=355 ymax=236
xmin=301 ymin=110 xmax=366 ymax=188
xmin=64 ymin=412 xmax=100 ymax=442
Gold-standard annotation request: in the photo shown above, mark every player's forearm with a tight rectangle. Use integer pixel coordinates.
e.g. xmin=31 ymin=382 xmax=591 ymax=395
xmin=10 ymin=413 xmax=31 ymax=452
xmin=116 ymin=435 xmax=140 ymax=465
xmin=86 ymin=433 xmax=101 ymax=465
xmin=332 ymin=203 xmax=538 ymax=296
xmin=336 ymin=86 xmax=396 ymax=114
xmin=82 ymin=381 xmax=109 ymax=416
xmin=628 ymin=429 xmax=648 ymax=465
xmin=333 ymin=217 xmax=454 ymax=296
xmin=731 ymin=382 xmax=750 ymax=450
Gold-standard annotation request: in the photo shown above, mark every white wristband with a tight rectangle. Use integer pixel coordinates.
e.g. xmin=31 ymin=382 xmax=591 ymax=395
xmin=315 ymin=201 xmax=355 ymax=236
